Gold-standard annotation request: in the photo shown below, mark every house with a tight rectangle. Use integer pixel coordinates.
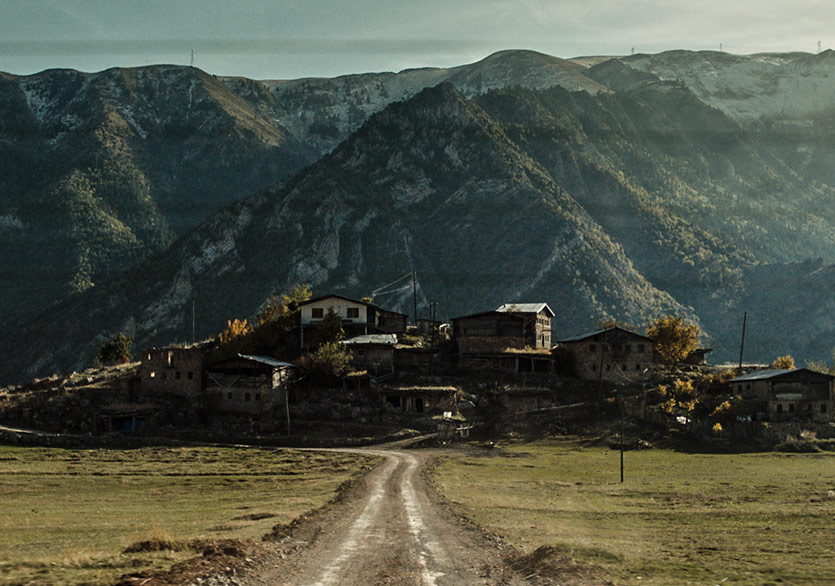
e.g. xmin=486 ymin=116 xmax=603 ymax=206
xmin=298 ymin=294 xmax=408 ymax=349
xmin=140 ymin=346 xmax=204 ymax=398
xmin=341 ymin=334 xmax=398 ymax=373
xmin=495 ymin=303 xmax=555 ymax=349
xmin=683 ymin=348 xmax=713 ymax=365
xmin=729 ymin=368 xmax=834 ymax=422
xmin=557 ymin=327 xmax=654 ymax=383
xmin=205 ymin=354 xmax=294 ymax=415
xmin=451 ymin=311 xmax=528 ymax=354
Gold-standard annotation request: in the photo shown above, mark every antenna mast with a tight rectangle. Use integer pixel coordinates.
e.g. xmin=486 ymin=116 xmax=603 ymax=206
xmin=190 ymin=49 xmax=195 ymax=68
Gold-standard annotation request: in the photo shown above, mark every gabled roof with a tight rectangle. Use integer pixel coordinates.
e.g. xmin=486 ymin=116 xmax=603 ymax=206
xmin=451 ymin=310 xmax=526 ymax=322
xmin=558 ymin=326 xmax=652 ymax=344
xmin=729 ymin=368 xmax=835 ymax=383
xmin=209 ymin=354 xmax=294 ymax=368
xmin=496 ymin=303 xmax=555 ymax=317
xmin=299 ymin=294 xmax=372 ymax=308
xmin=341 ymin=334 xmax=398 ymax=346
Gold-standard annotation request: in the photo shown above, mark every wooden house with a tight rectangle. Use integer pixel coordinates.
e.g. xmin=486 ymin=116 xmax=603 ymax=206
xmin=205 ymin=354 xmax=294 ymax=415
xmin=729 ymin=368 xmax=834 ymax=422
xmin=495 ymin=303 xmax=555 ymax=349
xmin=451 ymin=311 xmax=528 ymax=354
xmin=557 ymin=327 xmax=654 ymax=383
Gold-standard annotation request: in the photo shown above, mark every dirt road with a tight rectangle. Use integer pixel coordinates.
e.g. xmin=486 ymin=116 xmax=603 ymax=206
xmin=241 ymin=448 xmax=530 ymax=586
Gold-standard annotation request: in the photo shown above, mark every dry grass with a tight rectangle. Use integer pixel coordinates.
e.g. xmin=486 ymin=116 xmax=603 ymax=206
xmin=433 ymin=438 xmax=835 ymax=585
xmin=0 ymin=445 xmax=376 ymax=585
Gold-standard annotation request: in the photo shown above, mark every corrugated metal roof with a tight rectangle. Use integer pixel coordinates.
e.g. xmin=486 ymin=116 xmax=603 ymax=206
xmin=496 ymin=303 xmax=555 ymax=317
xmin=728 ymin=368 xmax=835 ymax=382
xmin=341 ymin=334 xmax=398 ymax=346
xmin=237 ymin=354 xmax=295 ymax=368
xmin=557 ymin=326 xmax=652 ymax=343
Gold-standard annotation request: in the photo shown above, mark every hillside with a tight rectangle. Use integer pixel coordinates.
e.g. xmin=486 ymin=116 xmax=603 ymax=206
xmin=5 ymin=49 xmax=835 ymax=383
xmin=6 ymin=76 xmax=835 ymax=383
xmin=0 ymin=65 xmax=319 ymax=325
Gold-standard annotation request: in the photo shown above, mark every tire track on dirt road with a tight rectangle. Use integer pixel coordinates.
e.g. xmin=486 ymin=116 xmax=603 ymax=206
xmin=244 ymin=447 xmax=529 ymax=586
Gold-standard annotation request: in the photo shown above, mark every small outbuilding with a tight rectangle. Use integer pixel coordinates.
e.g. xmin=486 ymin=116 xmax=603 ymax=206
xmin=205 ymin=354 xmax=294 ymax=415
xmin=341 ymin=334 xmax=397 ymax=373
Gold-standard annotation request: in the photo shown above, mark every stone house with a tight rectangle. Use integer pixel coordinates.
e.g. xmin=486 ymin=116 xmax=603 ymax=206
xmin=298 ymin=294 xmax=408 ymax=350
xmin=495 ymin=303 xmax=554 ymax=349
xmin=557 ymin=327 xmax=654 ymax=383
xmin=140 ymin=346 xmax=204 ymax=398
xmin=205 ymin=354 xmax=294 ymax=415
xmin=729 ymin=368 xmax=834 ymax=422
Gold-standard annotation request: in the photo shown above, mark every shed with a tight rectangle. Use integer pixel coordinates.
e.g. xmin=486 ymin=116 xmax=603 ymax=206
xmin=205 ymin=354 xmax=294 ymax=415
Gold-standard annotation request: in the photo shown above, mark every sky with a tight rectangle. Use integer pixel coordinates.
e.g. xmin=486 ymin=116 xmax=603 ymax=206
xmin=1 ymin=0 xmax=833 ymax=80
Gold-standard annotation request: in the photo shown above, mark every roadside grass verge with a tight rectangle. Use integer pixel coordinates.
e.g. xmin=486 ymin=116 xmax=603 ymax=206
xmin=432 ymin=438 xmax=835 ymax=585
xmin=0 ymin=445 xmax=376 ymax=585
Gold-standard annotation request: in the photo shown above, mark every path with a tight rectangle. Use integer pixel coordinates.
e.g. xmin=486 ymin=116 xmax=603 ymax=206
xmin=241 ymin=448 xmax=529 ymax=586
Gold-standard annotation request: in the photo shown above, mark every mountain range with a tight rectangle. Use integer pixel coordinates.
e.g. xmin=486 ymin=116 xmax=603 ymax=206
xmin=3 ymin=49 xmax=835 ymax=384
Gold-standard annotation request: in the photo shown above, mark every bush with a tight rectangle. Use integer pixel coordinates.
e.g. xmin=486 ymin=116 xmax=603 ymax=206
xmin=96 ymin=333 xmax=133 ymax=364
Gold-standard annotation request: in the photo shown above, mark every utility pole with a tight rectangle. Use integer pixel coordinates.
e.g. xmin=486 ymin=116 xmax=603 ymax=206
xmin=738 ymin=311 xmax=747 ymax=373
xmin=412 ymin=269 xmax=418 ymax=327
xmin=192 ymin=299 xmax=196 ymax=345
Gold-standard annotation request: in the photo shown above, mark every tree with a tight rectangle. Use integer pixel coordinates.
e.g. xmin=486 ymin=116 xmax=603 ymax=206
xmin=315 ymin=308 xmax=344 ymax=346
xmin=772 ymin=355 xmax=795 ymax=369
xmin=96 ymin=333 xmax=133 ymax=364
xmin=300 ymin=340 xmax=352 ymax=386
xmin=256 ymin=283 xmax=312 ymax=326
xmin=646 ymin=316 xmax=700 ymax=363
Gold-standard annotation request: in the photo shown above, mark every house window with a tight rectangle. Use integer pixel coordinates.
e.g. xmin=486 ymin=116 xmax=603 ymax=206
xmin=245 ymin=393 xmax=251 ymax=402
xmin=626 ymin=344 xmax=632 ymax=352
xmin=776 ymin=404 xmax=783 ymax=413
xmin=635 ymin=364 xmax=641 ymax=370
xmin=822 ymin=404 xmax=828 ymax=413
xmin=161 ymin=372 xmax=167 ymax=381
xmin=589 ymin=344 xmax=597 ymax=352
xmin=347 ymin=307 xmax=359 ymax=319
xmin=149 ymin=371 xmax=156 ymax=379
xmin=788 ymin=404 xmax=795 ymax=413
xmin=187 ymin=372 xmax=193 ymax=380
xmin=255 ymin=393 xmax=261 ymax=401
xmin=227 ymin=392 xmax=233 ymax=400
xmin=606 ymin=364 xmax=611 ymax=371
xmin=311 ymin=307 xmax=324 ymax=319
xmin=167 ymin=352 xmax=173 ymax=366
xmin=175 ymin=371 xmax=181 ymax=380
xmin=637 ymin=344 xmax=644 ymax=353
xmin=591 ymin=364 xmax=597 ymax=371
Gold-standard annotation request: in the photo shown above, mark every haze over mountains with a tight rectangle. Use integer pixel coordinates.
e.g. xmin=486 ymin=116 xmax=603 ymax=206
xmin=3 ymin=49 xmax=835 ymax=384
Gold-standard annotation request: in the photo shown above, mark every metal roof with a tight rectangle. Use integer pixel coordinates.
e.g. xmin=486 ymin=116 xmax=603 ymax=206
xmin=237 ymin=354 xmax=295 ymax=368
xmin=558 ymin=326 xmax=652 ymax=343
xmin=341 ymin=334 xmax=398 ymax=346
xmin=496 ymin=303 xmax=555 ymax=317
xmin=729 ymin=368 xmax=834 ymax=382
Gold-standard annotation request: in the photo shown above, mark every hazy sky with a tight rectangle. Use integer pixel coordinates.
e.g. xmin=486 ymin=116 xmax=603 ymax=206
xmin=1 ymin=0 xmax=832 ymax=79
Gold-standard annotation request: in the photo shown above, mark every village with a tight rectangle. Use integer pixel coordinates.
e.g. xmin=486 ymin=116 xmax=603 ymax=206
xmin=3 ymin=291 xmax=832 ymax=450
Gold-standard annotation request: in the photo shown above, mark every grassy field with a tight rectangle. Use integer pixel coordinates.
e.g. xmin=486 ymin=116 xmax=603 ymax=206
xmin=432 ymin=438 xmax=835 ymax=585
xmin=0 ymin=445 xmax=376 ymax=585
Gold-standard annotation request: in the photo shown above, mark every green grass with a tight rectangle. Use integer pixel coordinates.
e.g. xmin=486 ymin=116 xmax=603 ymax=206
xmin=432 ymin=438 xmax=835 ymax=585
xmin=0 ymin=445 xmax=376 ymax=585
